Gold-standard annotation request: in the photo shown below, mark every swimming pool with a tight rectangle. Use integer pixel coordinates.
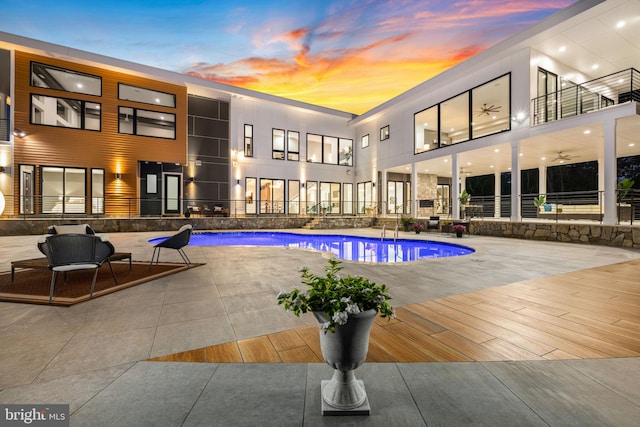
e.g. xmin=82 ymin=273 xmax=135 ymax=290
xmin=151 ymin=231 xmax=474 ymax=264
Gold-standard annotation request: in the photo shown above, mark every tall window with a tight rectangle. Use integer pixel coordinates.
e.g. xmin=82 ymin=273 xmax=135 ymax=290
xmin=245 ymin=177 xmax=257 ymax=214
xmin=91 ymin=169 xmax=105 ymax=214
xmin=537 ymin=68 xmax=557 ymax=124
xmin=244 ymin=124 xmax=253 ymax=157
xmin=343 ymin=183 xmax=353 ymax=214
xmin=357 ymin=182 xmax=374 ymax=214
xmin=288 ymin=180 xmax=300 ymax=214
xmin=306 ymin=181 xmax=318 ymax=213
xmin=287 ymin=131 xmax=300 ymax=161
xmin=380 ymin=125 xmax=390 ymax=141
xmin=320 ymin=182 xmax=340 ymax=214
xmin=118 ymin=107 xmax=175 ymax=139
xmin=272 ymin=128 xmax=285 ymax=160
xmin=260 ymin=178 xmax=285 ymax=213
xmin=441 ymin=92 xmax=469 ymax=145
xmin=338 ymin=138 xmax=353 ymax=166
xmin=31 ymin=95 xmax=101 ymax=131
xmin=307 ymin=134 xmax=322 ymax=163
xmin=361 ymin=134 xmax=369 ymax=148
xmin=31 ymin=62 xmax=101 ymax=96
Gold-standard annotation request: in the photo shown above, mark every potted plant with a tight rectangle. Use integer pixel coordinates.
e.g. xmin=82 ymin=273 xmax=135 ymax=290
xmin=400 ymin=215 xmax=415 ymax=232
xmin=277 ymin=258 xmax=394 ymax=413
xmin=412 ymin=223 xmax=424 ymax=234
xmin=453 ymin=223 xmax=466 ymax=237
xmin=459 ymin=189 xmax=470 ymax=205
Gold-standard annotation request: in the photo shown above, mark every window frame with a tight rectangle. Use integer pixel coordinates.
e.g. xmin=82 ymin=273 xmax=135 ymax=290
xmin=30 ymin=61 xmax=102 ymax=96
xmin=361 ymin=134 xmax=369 ymax=148
xmin=380 ymin=125 xmax=390 ymax=141
xmin=30 ymin=94 xmax=102 ymax=131
xmin=118 ymin=106 xmax=176 ymax=140
xmin=272 ymin=128 xmax=285 ymax=160
xmin=118 ymin=83 xmax=176 ymax=108
xmin=244 ymin=124 xmax=254 ymax=157
xmin=287 ymin=130 xmax=300 ymax=161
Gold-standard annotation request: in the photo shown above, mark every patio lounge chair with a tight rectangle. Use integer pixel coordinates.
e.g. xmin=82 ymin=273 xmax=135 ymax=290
xmin=39 ymin=234 xmax=107 ymax=304
xmin=149 ymin=224 xmax=193 ymax=270
xmin=427 ymin=216 xmax=440 ymax=232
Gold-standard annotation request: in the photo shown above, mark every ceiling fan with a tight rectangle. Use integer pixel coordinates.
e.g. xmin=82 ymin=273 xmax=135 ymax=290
xmin=551 ymin=151 xmax=579 ymax=163
xmin=476 ymin=103 xmax=501 ymax=117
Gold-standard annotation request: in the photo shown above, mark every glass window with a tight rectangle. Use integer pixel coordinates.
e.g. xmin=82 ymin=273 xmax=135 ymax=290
xmin=387 ymin=181 xmax=404 ymax=214
xmin=471 ymin=74 xmax=510 ymax=138
xmin=338 ymin=138 xmax=353 ymax=166
xmin=357 ymin=182 xmax=374 ymax=214
xmin=118 ymin=83 xmax=176 ymax=108
xmin=320 ymin=182 xmax=340 ymax=214
xmin=343 ymin=183 xmax=353 ymax=214
xmin=91 ymin=169 xmax=104 ymax=214
xmin=414 ymin=105 xmax=438 ymax=153
xmin=260 ymin=178 xmax=285 ymax=214
xmin=324 ymin=136 xmax=338 ymax=164
xmin=380 ymin=125 xmax=390 ymax=141
xmin=307 ymin=134 xmax=322 ymax=163
xmin=361 ymin=134 xmax=369 ymax=148
xmin=244 ymin=124 xmax=254 ymax=157
xmin=288 ymin=180 xmax=300 ymax=214
xmin=245 ymin=177 xmax=257 ymax=214
xmin=41 ymin=166 xmax=86 ymax=214
xmin=118 ymin=107 xmax=175 ymax=139
xmin=31 ymin=62 xmax=101 ymax=96
xmin=306 ymin=181 xmax=318 ymax=213
xmin=287 ymin=131 xmax=299 ymax=161
xmin=31 ymin=94 xmax=101 ymax=131
xmin=19 ymin=164 xmax=35 ymax=215
xmin=272 ymin=128 xmax=285 ymax=160
xmin=441 ymin=92 xmax=469 ymax=145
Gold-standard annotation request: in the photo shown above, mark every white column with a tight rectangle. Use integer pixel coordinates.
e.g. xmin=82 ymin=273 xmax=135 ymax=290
xmin=494 ymin=171 xmax=501 ymax=218
xmin=511 ymin=140 xmax=521 ymax=222
xmin=539 ymin=166 xmax=547 ymax=195
xmin=412 ymin=166 xmax=418 ymax=217
xmin=602 ymin=120 xmax=617 ymax=225
xmin=452 ymin=155 xmax=460 ymax=220
xmin=380 ymin=169 xmax=387 ymax=217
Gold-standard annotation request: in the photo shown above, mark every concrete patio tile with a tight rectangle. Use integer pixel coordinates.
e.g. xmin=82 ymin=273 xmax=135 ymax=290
xmin=398 ymin=362 xmax=548 ymax=426
xmin=71 ymin=362 xmax=217 ymax=427
xmin=74 ymin=304 xmax=162 ymax=338
xmin=157 ymin=297 xmax=227 ymax=326
xmin=304 ymin=363 xmax=427 ymax=426
xmin=568 ymin=357 xmax=640 ymax=406
xmin=228 ymin=306 xmax=311 ymax=340
xmin=150 ymin=314 xmax=236 ymax=358
xmin=183 ymin=363 xmax=307 ymax=427
xmin=0 ymin=341 xmax=68 ymax=389
xmin=36 ymin=328 xmax=156 ymax=381
xmin=0 ymin=363 xmax=134 ymax=413
xmin=484 ymin=360 xmax=640 ymax=427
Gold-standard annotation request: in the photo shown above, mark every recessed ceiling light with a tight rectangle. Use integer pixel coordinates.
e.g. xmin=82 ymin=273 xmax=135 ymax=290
xmin=467 ymin=162 xmax=471 ymax=166
xmin=584 ymin=130 xmax=591 ymax=135
xmin=490 ymin=165 xmax=494 ymax=169
xmin=444 ymin=159 xmax=448 ymax=163
xmin=629 ymin=143 xmax=635 ymax=147
xmin=592 ymin=64 xmax=599 ymax=70
xmin=559 ymin=46 xmax=566 ymax=52
xmin=519 ymin=153 xmax=523 ymax=157
xmin=494 ymin=149 xmax=500 ymax=152
xmin=616 ymin=20 xmax=625 ymax=29
xmin=541 ymin=157 xmax=547 ymax=160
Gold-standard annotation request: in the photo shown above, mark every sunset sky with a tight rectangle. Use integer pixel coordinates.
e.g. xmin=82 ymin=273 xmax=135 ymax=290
xmin=4 ymin=0 xmax=577 ymax=114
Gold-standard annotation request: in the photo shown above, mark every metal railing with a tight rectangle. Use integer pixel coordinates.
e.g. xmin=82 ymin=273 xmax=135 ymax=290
xmin=0 ymin=192 xmax=637 ymax=224
xmin=532 ymin=68 xmax=640 ymax=126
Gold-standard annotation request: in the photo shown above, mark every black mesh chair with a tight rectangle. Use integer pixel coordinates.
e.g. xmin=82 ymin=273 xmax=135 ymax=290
xmin=149 ymin=224 xmax=193 ymax=271
xmin=40 ymin=234 xmax=104 ymax=304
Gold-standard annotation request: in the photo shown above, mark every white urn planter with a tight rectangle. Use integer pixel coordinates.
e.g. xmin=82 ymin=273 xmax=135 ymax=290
xmin=314 ymin=308 xmax=376 ymax=415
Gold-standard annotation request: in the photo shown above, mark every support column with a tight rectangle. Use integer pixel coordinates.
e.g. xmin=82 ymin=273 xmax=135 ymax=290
xmin=452 ymin=155 xmax=460 ymax=220
xmin=494 ymin=171 xmax=501 ymax=218
xmin=510 ymin=140 xmax=521 ymax=222
xmin=602 ymin=120 xmax=617 ymax=225
xmin=380 ymin=169 xmax=387 ymax=217
xmin=411 ymin=166 xmax=418 ymax=217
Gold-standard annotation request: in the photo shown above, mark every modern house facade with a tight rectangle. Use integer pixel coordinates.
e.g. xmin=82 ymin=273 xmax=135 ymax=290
xmin=0 ymin=0 xmax=638 ymax=227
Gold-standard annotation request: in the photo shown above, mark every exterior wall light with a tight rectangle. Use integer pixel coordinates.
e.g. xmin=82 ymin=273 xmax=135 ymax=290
xmin=12 ymin=129 xmax=26 ymax=138
xmin=115 ymin=173 xmax=122 ymax=179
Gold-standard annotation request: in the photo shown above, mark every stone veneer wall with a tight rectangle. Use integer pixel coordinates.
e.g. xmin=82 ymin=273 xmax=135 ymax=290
xmin=471 ymin=220 xmax=640 ymax=249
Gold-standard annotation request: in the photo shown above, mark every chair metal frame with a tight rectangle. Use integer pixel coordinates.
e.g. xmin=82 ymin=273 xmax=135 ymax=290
xmin=149 ymin=224 xmax=193 ymax=271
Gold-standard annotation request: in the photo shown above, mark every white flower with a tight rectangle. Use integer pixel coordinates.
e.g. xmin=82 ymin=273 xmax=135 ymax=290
xmin=340 ymin=296 xmax=351 ymax=303
xmin=320 ymin=322 xmax=331 ymax=331
xmin=277 ymin=291 xmax=286 ymax=299
xmin=345 ymin=304 xmax=361 ymax=315
xmin=293 ymin=298 xmax=303 ymax=307
xmin=332 ymin=311 xmax=349 ymax=325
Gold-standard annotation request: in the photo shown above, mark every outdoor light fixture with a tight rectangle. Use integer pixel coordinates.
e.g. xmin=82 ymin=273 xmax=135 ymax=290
xmin=12 ymin=129 xmax=26 ymax=138
xmin=188 ymin=177 xmax=194 ymax=182
xmin=372 ymin=182 xmax=376 ymax=188
xmin=236 ymin=179 xmax=240 ymax=185
xmin=115 ymin=173 xmax=122 ymax=179
xmin=0 ymin=166 xmax=4 ymax=173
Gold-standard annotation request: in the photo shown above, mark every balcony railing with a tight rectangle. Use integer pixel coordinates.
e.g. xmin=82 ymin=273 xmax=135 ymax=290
xmin=532 ymin=68 xmax=640 ymax=126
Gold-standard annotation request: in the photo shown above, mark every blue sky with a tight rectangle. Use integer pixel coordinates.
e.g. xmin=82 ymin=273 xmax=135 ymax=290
xmin=3 ymin=0 xmax=576 ymax=113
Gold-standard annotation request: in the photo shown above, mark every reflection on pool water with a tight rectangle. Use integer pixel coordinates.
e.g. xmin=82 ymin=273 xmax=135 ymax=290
xmin=151 ymin=231 xmax=474 ymax=264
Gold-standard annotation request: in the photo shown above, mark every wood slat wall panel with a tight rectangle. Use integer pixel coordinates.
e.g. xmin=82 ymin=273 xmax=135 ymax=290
xmin=13 ymin=51 xmax=188 ymax=216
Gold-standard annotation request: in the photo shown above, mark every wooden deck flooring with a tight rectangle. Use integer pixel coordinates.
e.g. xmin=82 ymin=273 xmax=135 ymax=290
xmin=150 ymin=259 xmax=640 ymax=364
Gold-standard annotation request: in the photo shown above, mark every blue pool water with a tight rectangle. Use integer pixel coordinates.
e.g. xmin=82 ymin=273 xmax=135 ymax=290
xmin=150 ymin=231 xmax=474 ymax=263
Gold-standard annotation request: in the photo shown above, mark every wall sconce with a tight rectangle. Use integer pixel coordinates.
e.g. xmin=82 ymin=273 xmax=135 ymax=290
xmin=188 ymin=177 xmax=194 ymax=183
xmin=12 ymin=129 xmax=26 ymax=138
xmin=372 ymin=182 xmax=376 ymax=188
xmin=0 ymin=166 xmax=5 ymax=173
xmin=115 ymin=173 xmax=122 ymax=180
xmin=301 ymin=183 xmax=305 ymax=188
xmin=347 ymin=170 xmax=352 ymax=175
xmin=236 ymin=179 xmax=240 ymax=185
xmin=232 ymin=161 xmax=238 ymax=167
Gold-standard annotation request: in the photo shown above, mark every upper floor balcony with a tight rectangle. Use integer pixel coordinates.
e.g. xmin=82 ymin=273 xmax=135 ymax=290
xmin=532 ymin=68 xmax=640 ymax=126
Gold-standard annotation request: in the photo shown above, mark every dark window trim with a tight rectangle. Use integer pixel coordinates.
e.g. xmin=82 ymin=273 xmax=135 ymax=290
xmin=30 ymin=61 xmax=102 ymax=96
xmin=117 ymin=83 xmax=176 ymax=108
xmin=272 ymin=128 xmax=285 ymax=160
xmin=287 ymin=130 xmax=300 ymax=161
xmin=361 ymin=134 xmax=369 ymax=148
xmin=244 ymin=124 xmax=254 ymax=158
xmin=118 ymin=106 xmax=176 ymax=140
xmin=380 ymin=125 xmax=390 ymax=141
xmin=30 ymin=93 xmax=102 ymax=132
